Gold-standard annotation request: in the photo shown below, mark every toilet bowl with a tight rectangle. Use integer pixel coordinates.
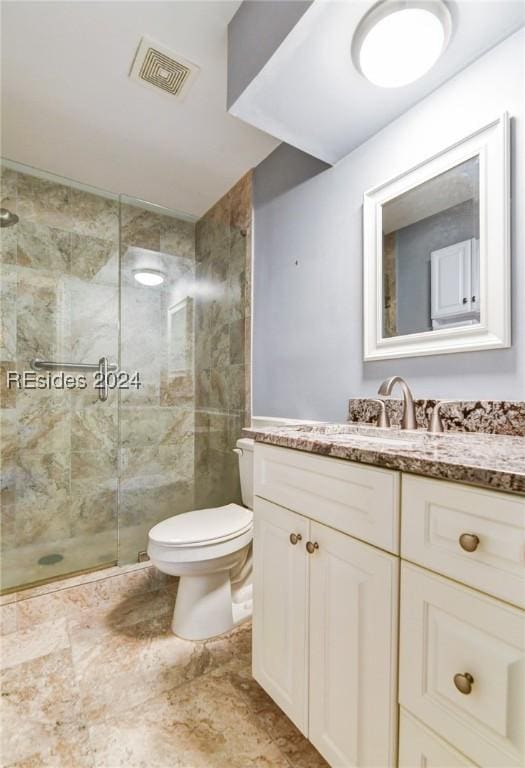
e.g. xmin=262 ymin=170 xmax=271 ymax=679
xmin=147 ymin=438 xmax=254 ymax=640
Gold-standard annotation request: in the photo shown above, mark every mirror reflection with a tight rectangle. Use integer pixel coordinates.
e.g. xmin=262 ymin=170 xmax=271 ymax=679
xmin=382 ymin=156 xmax=480 ymax=338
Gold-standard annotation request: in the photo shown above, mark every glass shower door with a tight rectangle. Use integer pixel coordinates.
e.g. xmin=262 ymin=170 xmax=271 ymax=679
xmin=0 ymin=160 xmax=119 ymax=592
xmin=118 ymin=195 xmax=196 ymax=564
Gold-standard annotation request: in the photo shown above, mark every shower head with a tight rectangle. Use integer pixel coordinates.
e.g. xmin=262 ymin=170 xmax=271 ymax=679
xmin=0 ymin=208 xmax=19 ymax=227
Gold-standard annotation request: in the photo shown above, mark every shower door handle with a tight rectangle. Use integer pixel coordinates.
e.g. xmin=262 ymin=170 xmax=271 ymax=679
xmin=97 ymin=357 xmax=109 ymax=402
xmin=30 ymin=357 xmax=117 ymax=402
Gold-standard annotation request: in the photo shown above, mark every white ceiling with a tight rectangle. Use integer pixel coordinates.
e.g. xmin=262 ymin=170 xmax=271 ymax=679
xmin=229 ymin=0 xmax=525 ymax=164
xmin=0 ymin=1 xmax=279 ymax=217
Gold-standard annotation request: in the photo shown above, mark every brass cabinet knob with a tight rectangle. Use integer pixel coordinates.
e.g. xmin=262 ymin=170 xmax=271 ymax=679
xmin=453 ymin=672 xmax=474 ymax=695
xmin=459 ymin=533 xmax=480 ymax=552
xmin=289 ymin=533 xmax=302 ymax=545
xmin=306 ymin=541 xmax=319 ymax=554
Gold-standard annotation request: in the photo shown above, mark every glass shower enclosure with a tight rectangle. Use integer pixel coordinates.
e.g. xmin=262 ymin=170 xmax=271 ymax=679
xmin=0 ymin=159 xmax=197 ymax=592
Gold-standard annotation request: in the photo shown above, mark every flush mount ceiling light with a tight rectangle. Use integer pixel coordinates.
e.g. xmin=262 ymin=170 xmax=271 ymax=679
xmin=133 ymin=268 xmax=165 ymax=286
xmin=352 ymin=0 xmax=452 ymax=88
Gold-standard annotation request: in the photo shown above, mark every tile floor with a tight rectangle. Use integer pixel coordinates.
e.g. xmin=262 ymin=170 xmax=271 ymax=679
xmin=0 ymin=564 xmax=327 ymax=768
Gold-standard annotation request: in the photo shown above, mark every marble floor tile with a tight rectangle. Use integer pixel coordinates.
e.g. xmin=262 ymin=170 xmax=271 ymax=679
xmin=4 ymin=560 xmax=166 ymax=604
xmin=212 ymin=658 xmax=329 ymax=768
xmin=0 ymin=648 xmax=91 ymax=768
xmin=0 ymin=617 xmax=69 ymax=670
xmin=0 ymin=602 xmax=17 ymax=636
xmin=71 ymin=613 xmax=209 ymax=722
xmin=88 ymin=672 xmax=290 ymax=768
xmin=1 ymin=564 xmax=325 ymax=768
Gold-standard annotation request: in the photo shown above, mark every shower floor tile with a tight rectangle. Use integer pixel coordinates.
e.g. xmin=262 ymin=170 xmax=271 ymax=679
xmin=0 ymin=529 xmax=119 ymax=594
xmin=0 ymin=564 xmax=327 ymax=768
xmin=1 ymin=523 xmax=154 ymax=594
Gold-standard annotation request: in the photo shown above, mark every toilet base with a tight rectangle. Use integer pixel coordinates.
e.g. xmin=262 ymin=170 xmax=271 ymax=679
xmin=172 ymin=570 xmax=252 ymax=641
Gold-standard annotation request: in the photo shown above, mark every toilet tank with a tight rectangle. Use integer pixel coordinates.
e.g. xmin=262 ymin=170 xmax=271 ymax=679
xmin=235 ymin=438 xmax=254 ymax=509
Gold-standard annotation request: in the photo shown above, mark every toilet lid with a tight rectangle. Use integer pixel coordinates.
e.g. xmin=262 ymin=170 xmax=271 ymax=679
xmin=148 ymin=504 xmax=253 ymax=547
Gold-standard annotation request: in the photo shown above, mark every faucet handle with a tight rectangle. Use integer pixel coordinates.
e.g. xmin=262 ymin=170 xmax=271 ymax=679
xmin=429 ymin=400 xmax=455 ymax=433
xmin=370 ymin=398 xmax=390 ymax=428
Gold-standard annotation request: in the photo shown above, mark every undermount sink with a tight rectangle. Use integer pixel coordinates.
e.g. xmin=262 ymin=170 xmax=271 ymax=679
xmin=290 ymin=423 xmax=422 ymax=450
xmin=329 ymin=433 xmax=419 ymax=450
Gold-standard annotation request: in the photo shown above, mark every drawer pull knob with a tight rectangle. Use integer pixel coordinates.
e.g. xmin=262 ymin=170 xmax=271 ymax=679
xmin=454 ymin=672 xmax=474 ymax=695
xmin=306 ymin=541 xmax=319 ymax=554
xmin=289 ymin=533 xmax=302 ymax=545
xmin=459 ymin=533 xmax=480 ymax=552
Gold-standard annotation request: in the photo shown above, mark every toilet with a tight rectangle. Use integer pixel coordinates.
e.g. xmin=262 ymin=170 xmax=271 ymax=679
xmin=147 ymin=438 xmax=254 ymax=641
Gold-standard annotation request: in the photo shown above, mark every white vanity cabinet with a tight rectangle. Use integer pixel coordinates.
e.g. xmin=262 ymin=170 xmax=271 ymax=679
xmin=252 ymin=442 xmax=525 ymax=768
xmin=252 ymin=445 xmax=400 ymax=768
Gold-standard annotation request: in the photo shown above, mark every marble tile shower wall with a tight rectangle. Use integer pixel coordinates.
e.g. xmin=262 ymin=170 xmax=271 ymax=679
xmin=0 ymin=166 xmax=121 ymax=585
xmin=194 ymin=173 xmax=252 ymax=509
xmin=0 ymin=165 xmax=197 ymax=589
xmin=119 ymin=202 xmax=196 ymax=562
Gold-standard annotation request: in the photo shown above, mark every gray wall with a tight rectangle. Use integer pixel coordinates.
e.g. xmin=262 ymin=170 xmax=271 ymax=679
xmin=227 ymin=1 xmax=311 ymax=109
xmin=396 ymin=199 xmax=477 ymax=336
xmin=252 ymin=30 xmax=524 ymax=421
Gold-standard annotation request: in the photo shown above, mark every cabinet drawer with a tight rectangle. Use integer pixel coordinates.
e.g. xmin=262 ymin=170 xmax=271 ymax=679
xmin=402 ymin=474 xmax=525 ymax=607
xmin=399 ymin=709 xmax=476 ymax=767
xmin=399 ymin=563 xmax=525 ymax=767
xmin=254 ymin=444 xmax=400 ymax=553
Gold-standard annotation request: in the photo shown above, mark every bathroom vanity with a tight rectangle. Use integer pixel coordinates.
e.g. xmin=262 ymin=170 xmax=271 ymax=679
xmin=249 ymin=425 xmax=525 ymax=768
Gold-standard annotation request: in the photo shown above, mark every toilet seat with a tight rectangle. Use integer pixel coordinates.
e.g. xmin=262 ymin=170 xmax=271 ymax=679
xmin=148 ymin=503 xmax=253 ymax=548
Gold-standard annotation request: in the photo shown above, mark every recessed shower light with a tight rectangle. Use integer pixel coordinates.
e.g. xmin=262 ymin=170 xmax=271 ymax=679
xmin=352 ymin=0 xmax=452 ymax=88
xmin=133 ymin=269 xmax=165 ymax=286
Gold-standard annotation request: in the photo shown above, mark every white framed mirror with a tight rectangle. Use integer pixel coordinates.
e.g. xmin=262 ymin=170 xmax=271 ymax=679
xmin=363 ymin=113 xmax=510 ymax=361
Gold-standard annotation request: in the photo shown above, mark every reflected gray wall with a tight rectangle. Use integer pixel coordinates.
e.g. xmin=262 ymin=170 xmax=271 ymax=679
xmin=396 ymin=199 xmax=477 ymax=336
xmin=252 ymin=30 xmax=524 ymax=421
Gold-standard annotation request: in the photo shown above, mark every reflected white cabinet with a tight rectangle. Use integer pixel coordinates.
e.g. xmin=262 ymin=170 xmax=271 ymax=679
xmin=252 ymin=495 xmax=398 ymax=768
xmin=431 ymin=238 xmax=479 ymax=325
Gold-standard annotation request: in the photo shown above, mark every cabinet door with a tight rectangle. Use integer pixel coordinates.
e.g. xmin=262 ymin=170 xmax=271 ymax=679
xmin=308 ymin=521 xmax=399 ymax=767
xmin=431 ymin=239 xmax=472 ymax=319
xmin=252 ymin=496 xmax=310 ymax=733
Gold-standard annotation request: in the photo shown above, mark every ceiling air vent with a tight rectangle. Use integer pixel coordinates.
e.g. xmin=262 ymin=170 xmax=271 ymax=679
xmin=129 ymin=37 xmax=200 ymax=99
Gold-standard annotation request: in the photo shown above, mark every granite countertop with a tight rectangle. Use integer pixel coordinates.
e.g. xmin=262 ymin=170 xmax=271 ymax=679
xmin=245 ymin=423 xmax=525 ymax=494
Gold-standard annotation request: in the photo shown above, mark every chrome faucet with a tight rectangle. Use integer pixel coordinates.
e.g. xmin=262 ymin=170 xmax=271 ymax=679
xmin=377 ymin=376 xmax=418 ymax=430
